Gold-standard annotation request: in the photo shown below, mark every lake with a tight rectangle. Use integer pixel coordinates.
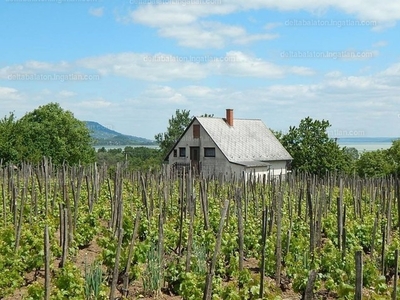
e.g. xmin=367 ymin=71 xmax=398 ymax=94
xmin=93 ymin=145 xmax=159 ymax=151
xmin=337 ymin=137 xmax=399 ymax=152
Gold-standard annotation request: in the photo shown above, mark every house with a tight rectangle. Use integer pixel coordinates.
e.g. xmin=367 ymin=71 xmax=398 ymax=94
xmin=164 ymin=109 xmax=293 ymax=180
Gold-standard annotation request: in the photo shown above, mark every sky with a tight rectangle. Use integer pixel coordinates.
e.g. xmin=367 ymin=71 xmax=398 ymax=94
xmin=1 ymin=0 xmax=400 ymax=140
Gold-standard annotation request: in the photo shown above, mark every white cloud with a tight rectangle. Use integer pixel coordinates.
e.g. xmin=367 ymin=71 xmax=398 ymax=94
xmin=0 ymin=60 xmax=71 ymax=80
xmin=124 ymin=0 xmax=400 ymax=48
xmin=89 ymin=7 xmax=104 ymax=17
xmin=264 ymin=22 xmax=282 ymax=30
xmin=77 ymin=52 xmax=207 ymax=81
xmin=207 ymin=51 xmax=315 ymax=78
xmin=58 ymin=90 xmax=77 ymax=98
xmin=78 ymin=99 xmax=112 ymax=108
xmin=156 ymin=21 xmax=278 ymax=48
xmin=325 ymin=71 xmax=342 ymax=78
xmin=373 ymin=40 xmax=388 ymax=48
xmin=142 ymin=86 xmax=188 ymax=104
xmin=76 ymin=51 xmax=314 ymax=80
xmin=377 ymin=62 xmax=400 ymax=77
xmin=0 ymin=86 xmax=23 ymax=100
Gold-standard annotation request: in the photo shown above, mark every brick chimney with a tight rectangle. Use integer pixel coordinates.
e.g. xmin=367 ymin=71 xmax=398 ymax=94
xmin=226 ymin=109 xmax=233 ymax=126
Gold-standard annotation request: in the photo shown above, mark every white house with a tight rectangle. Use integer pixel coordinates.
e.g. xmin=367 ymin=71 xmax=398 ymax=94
xmin=164 ymin=109 xmax=292 ymax=180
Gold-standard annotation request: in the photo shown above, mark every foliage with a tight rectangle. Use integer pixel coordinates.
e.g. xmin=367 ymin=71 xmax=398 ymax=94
xmin=154 ymin=109 xmax=192 ymax=159
xmin=84 ymin=260 xmax=105 ymax=300
xmin=0 ymin=112 xmax=19 ymax=163
xmin=0 ymin=103 xmax=95 ymax=165
xmin=96 ymin=146 xmax=161 ymax=171
xmin=2 ymin=163 xmax=400 ymax=299
xmin=356 ymin=149 xmax=392 ymax=177
xmin=14 ymin=103 xmax=95 ymax=165
xmin=280 ymin=117 xmax=350 ymax=175
xmin=387 ymin=139 xmax=400 ymax=174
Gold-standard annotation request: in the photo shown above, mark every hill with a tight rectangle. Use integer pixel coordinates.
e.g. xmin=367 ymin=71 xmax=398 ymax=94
xmin=84 ymin=121 xmax=156 ymax=146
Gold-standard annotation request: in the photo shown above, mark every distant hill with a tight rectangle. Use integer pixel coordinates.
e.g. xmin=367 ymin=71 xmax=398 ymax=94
xmin=84 ymin=121 xmax=156 ymax=146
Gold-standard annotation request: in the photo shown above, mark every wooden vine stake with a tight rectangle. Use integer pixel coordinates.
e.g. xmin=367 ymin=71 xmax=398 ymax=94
xmin=203 ymin=199 xmax=230 ymax=300
xmin=122 ymin=210 xmax=141 ymax=298
xmin=392 ymin=249 xmax=399 ymax=300
xmin=275 ymin=192 xmax=283 ymax=286
xmin=259 ymin=208 xmax=268 ymax=299
xmin=355 ymin=250 xmax=363 ymax=300
xmin=44 ymin=224 xmax=51 ymax=300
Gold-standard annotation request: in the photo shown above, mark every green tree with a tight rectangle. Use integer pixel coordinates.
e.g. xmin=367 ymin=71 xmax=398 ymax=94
xmin=15 ymin=103 xmax=95 ymax=165
xmin=0 ymin=112 xmax=19 ymax=164
xmin=155 ymin=109 xmax=192 ymax=158
xmin=387 ymin=139 xmax=400 ymax=175
xmin=356 ymin=149 xmax=392 ymax=177
xmin=341 ymin=147 xmax=359 ymax=174
xmin=281 ymin=117 xmax=347 ymax=175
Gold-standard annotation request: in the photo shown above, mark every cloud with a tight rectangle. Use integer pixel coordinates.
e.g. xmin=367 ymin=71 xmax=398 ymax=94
xmin=0 ymin=60 xmax=71 ymax=80
xmin=264 ymin=22 xmax=283 ymax=30
xmin=0 ymin=86 xmax=23 ymax=101
xmin=373 ymin=41 xmax=388 ymax=48
xmin=78 ymin=99 xmax=113 ymax=108
xmin=89 ymin=7 xmax=104 ymax=17
xmin=142 ymin=85 xmax=188 ymax=104
xmin=325 ymin=71 xmax=342 ymax=78
xmin=75 ymin=51 xmax=314 ymax=80
xmin=156 ymin=21 xmax=278 ymax=48
xmin=124 ymin=0 xmax=400 ymax=48
xmin=58 ymin=90 xmax=77 ymax=98
xmin=77 ymin=52 xmax=207 ymax=81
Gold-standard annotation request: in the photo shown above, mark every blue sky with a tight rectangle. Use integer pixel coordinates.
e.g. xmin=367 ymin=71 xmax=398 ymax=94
xmin=1 ymin=0 xmax=399 ymax=140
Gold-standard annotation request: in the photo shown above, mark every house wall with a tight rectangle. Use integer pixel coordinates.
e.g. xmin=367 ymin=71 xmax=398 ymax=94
xmin=228 ymin=161 xmax=288 ymax=181
xmin=167 ymin=119 xmax=228 ymax=177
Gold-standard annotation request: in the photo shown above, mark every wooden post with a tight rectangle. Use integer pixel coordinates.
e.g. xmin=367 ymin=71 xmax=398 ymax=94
xmin=110 ymin=228 xmax=124 ymax=300
xmin=122 ymin=210 xmax=140 ymax=297
xmin=275 ymin=192 xmax=283 ymax=286
xmin=392 ymin=249 xmax=399 ymax=300
xmin=303 ymin=270 xmax=317 ymax=300
xmin=44 ymin=224 xmax=51 ymax=300
xmin=237 ymin=189 xmax=244 ymax=272
xmin=355 ymin=250 xmax=363 ymax=300
xmin=203 ymin=200 xmax=230 ymax=300
xmin=259 ymin=208 xmax=268 ymax=299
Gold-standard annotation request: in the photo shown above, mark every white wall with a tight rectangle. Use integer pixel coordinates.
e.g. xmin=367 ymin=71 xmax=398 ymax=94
xmin=167 ymin=119 xmax=228 ymax=177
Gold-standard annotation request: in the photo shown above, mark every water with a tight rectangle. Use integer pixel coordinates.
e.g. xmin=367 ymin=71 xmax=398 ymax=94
xmin=337 ymin=137 xmax=398 ymax=152
xmin=93 ymin=145 xmax=159 ymax=151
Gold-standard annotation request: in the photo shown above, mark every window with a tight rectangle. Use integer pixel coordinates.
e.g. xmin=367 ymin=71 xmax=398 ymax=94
xmin=173 ymin=149 xmax=177 ymax=157
xmin=179 ymin=147 xmax=186 ymax=157
xmin=204 ymin=147 xmax=215 ymax=157
xmin=193 ymin=124 xmax=200 ymax=138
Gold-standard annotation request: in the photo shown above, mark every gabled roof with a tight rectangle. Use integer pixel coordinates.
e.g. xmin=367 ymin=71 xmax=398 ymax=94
xmin=196 ymin=117 xmax=292 ymax=163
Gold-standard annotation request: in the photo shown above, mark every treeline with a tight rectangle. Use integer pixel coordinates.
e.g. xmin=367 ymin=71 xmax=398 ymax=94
xmin=1 ymin=104 xmax=399 ymax=177
xmin=272 ymin=117 xmax=400 ymax=178
xmin=96 ymin=146 xmax=161 ymax=171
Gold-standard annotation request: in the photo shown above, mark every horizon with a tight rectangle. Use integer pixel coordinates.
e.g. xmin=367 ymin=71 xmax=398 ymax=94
xmin=1 ymin=1 xmax=399 ymax=139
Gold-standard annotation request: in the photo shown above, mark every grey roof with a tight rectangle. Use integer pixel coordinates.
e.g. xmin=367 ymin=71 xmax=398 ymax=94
xmin=196 ymin=117 xmax=292 ymax=164
xmin=232 ymin=161 xmax=272 ymax=167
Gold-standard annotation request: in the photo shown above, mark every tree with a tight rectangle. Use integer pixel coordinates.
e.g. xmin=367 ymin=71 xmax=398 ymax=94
xmin=0 ymin=112 xmax=19 ymax=164
xmin=155 ymin=109 xmax=192 ymax=158
xmin=281 ymin=117 xmax=347 ymax=175
xmin=14 ymin=103 xmax=95 ymax=165
xmin=387 ymin=139 xmax=400 ymax=175
xmin=356 ymin=149 xmax=392 ymax=177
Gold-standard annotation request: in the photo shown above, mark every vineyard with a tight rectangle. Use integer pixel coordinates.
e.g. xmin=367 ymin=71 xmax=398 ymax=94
xmin=1 ymin=161 xmax=400 ymax=299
